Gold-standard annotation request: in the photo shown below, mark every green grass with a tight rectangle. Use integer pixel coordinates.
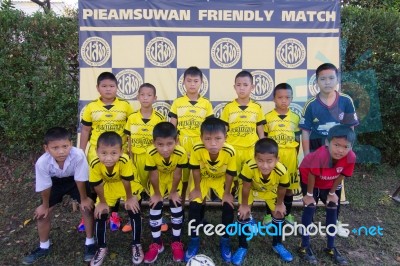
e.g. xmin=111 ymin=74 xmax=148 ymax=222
xmin=0 ymin=160 xmax=399 ymax=266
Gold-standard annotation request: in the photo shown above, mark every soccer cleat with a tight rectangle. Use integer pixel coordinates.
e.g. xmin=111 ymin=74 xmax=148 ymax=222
xmin=22 ymin=247 xmax=50 ymax=265
xmin=272 ymin=243 xmax=293 ymax=262
xmin=122 ymin=220 xmax=132 ymax=233
xmin=90 ymin=247 xmax=108 ymax=266
xmin=132 ymin=244 xmax=144 ymax=265
xmin=84 ymin=244 xmax=96 ymax=262
xmin=262 ymin=214 xmax=272 ymax=225
xmin=144 ymin=242 xmax=164 ymax=263
xmin=324 ymin=247 xmax=349 ymax=265
xmin=171 ymin=241 xmax=184 ymax=262
xmin=231 ymin=247 xmax=248 ymax=266
xmin=220 ymin=237 xmax=231 ymax=263
xmin=336 ymin=221 xmax=350 ymax=238
xmin=285 ymin=214 xmax=295 ymax=225
xmin=298 ymin=246 xmax=318 ymax=265
xmin=77 ymin=217 xmax=85 ymax=232
xmin=184 ymin=237 xmax=200 ymax=262
xmin=109 ymin=212 xmax=121 ymax=231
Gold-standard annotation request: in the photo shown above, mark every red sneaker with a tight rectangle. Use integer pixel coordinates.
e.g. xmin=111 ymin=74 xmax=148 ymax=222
xmin=144 ymin=242 xmax=164 ymax=263
xmin=109 ymin=212 xmax=121 ymax=231
xmin=77 ymin=217 xmax=85 ymax=232
xmin=171 ymin=241 xmax=184 ymax=262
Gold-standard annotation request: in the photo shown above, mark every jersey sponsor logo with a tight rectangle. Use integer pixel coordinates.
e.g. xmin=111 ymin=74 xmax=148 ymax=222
xmin=178 ymin=118 xmax=201 ymax=130
xmin=336 ymin=167 xmax=344 ymax=173
xmin=339 ymin=112 xmax=344 ymax=121
xmin=276 ymin=38 xmax=306 ymax=68
xmin=153 ymin=101 xmax=171 ymax=119
xmin=320 ymin=174 xmax=339 ymax=180
xmin=317 ymin=122 xmax=339 ymax=134
xmin=105 ymin=114 xmax=112 ymax=118
xmin=289 ymin=103 xmax=303 ymax=118
xmin=211 ymin=38 xmax=241 ymax=68
xmin=115 ymin=69 xmax=143 ymax=100
xmin=132 ymin=137 xmax=152 ymax=148
xmin=81 ymin=37 xmax=111 ymax=67
xmin=178 ymin=73 xmax=209 ymax=97
xmin=95 ymin=123 xmax=124 ymax=132
xmin=213 ymin=102 xmax=227 ymax=118
xmin=146 ymin=37 xmax=176 ymax=67
xmin=271 ymin=133 xmax=295 ymax=145
xmin=230 ymin=124 xmax=255 ymax=137
xmin=308 ymin=73 xmax=319 ymax=96
xmin=251 ymin=70 xmax=274 ymax=100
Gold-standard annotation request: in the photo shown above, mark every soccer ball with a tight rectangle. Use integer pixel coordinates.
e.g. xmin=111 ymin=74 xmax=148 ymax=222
xmin=186 ymin=254 xmax=215 ymax=266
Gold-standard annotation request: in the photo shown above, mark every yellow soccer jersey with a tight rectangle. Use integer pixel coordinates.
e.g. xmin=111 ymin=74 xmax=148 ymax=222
xmin=144 ymin=144 xmax=188 ymax=176
xmin=221 ymin=99 xmax=266 ymax=148
xmin=239 ymin=159 xmax=289 ymax=193
xmin=124 ymin=109 xmax=165 ymax=154
xmin=89 ymin=153 xmax=138 ymax=184
xmin=189 ymin=142 xmax=237 ymax=179
xmin=168 ymin=95 xmax=214 ymax=137
xmin=81 ymin=97 xmax=134 ymax=147
xmin=264 ymin=109 xmax=300 ymax=148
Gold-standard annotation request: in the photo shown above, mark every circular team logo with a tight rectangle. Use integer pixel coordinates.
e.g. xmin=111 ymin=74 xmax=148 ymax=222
xmin=146 ymin=37 xmax=176 ymax=67
xmin=153 ymin=102 xmax=171 ymax=119
xmin=177 ymin=73 xmax=209 ymax=97
xmin=251 ymin=70 xmax=274 ymax=100
xmin=289 ymin=103 xmax=303 ymax=118
xmin=211 ymin=38 xmax=241 ymax=68
xmin=81 ymin=37 xmax=111 ymax=67
xmin=115 ymin=69 xmax=143 ymax=100
xmin=308 ymin=73 xmax=319 ymax=96
xmin=213 ymin=102 xmax=227 ymax=119
xmin=276 ymin=38 xmax=306 ymax=68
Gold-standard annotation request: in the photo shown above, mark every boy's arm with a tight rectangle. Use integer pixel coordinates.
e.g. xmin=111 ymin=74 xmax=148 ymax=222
xmin=122 ymin=178 xmax=140 ymax=213
xmin=169 ymin=167 xmax=183 ymax=207
xmin=75 ymin=181 xmax=93 ymax=211
xmin=189 ymin=168 xmax=202 ymax=200
xmin=301 ymin=129 xmax=310 ymax=156
xmin=222 ymin=173 xmax=234 ymax=208
xmin=149 ymin=170 xmax=162 ymax=207
xmin=34 ymin=188 xmax=51 ymax=220
xmin=93 ymin=182 xmax=109 ymax=219
xmin=238 ymin=180 xmax=251 ymax=220
xmin=170 ymin=117 xmax=177 ymax=127
xmin=274 ymin=185 xmax=287 ymax=218
xmin=303 ymin=173 xmax=316 ymax=206
xmin=127 ymin=135 xmax=133 ymax=158
xmin=257 ymin=124 xmax=265 ymax=139
xmin=79 ymin=125 xmax=92 ymax=151
xmin=327 ymin=175 xmax=344 ymax=205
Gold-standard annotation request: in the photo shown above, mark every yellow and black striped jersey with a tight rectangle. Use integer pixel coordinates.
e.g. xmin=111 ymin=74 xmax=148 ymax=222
xmin=82 ymin=97 xmax=134 ymax=147
xmin=221 ymin=99 xmax=266 ymax=148
xmin=145 ymin=144 xmax=188 ymax=175
xmin=264 ymin=109 xmax=300 ymax=148
xmin=168 ymin=95 xmax=214 ymax=137
xmin=124 ymin=109 xmax=165 ymax=154
xmin=89 ymin=153 xmax=137 ymax=184
xmin=189 ymin=142 xmax=237 ymax=179
xmin=239 ymin=159 xmax=289 ymax=192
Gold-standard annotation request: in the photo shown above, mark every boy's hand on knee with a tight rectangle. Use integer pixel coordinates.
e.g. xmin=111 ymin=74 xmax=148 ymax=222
xmin=222 ymin=192 xmax=234 ymax=208
xmin=327 ymin=193 xmax=339 ymax=205
xmin=34 ymin=204 xmax=49 ymax=220
xmin=238 ymin=204 xmax=250 ymax=220
xmin=189 ymin=189 xmax=202 ymax=201
xmin=149 ymin=193 xmax=162 ymax=208
xmin=273 ymin=203 xmax=286 ymax=218
xmin=94 ymin=202 xmax=109 ymax=219
xmin=169 ymin=191 xmax=181 ymax=207
xmin=80 ymin=197 xmax=94 ymax=212
xmin=125 ymin=196 xmax=140 ymax=213
xmin=302 ymin=195 xmax=316 ymax=207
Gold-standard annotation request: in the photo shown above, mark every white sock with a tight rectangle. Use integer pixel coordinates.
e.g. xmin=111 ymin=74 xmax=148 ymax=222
xmin=85 ymin=237 xmax=95 ymax=245
xmin=40 ymin=240 xmax=50 ymax=249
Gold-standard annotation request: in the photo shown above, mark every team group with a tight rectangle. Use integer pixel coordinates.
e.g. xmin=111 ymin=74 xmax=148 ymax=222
xmin=23 ymin=63 xmax=358 ymax=266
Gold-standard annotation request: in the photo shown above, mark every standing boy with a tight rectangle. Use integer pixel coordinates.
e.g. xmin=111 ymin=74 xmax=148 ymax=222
xmin=22 ymin=127 xmax=95 ymax=265
xmin=185 ymin=117 xmax=236 ymax=263
xmin=89 ymin=132 xmax=144 ymax=266
xmin=169 ymin=66 xmax=214 ymax=207
xmin=221 ymin=70 xmax=265 ymax=191
xmin=264 ymin=83 xmax=300 ymax=226
xmin=298 ymin=125 xmax=356 ymax=265
xmin=299 ymin=63 xmax=359 ymax=237
xmin=79 ymin=71 xmax=134 ymax=231
xmin=143 ymin=122 xmax=187 ymax=263
xmin=232 ymin=138 xmax=293 ymax=265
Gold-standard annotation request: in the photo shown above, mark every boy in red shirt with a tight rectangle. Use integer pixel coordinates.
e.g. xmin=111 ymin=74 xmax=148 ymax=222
xmin=298 ymin=124 xmax=356 ymax=265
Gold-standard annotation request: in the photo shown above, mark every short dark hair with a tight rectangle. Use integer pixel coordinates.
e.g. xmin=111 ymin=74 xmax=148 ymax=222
xmin=254 ymin=138 xmax=279 ymax=157
xmin=316 ymin=63 xmax=338 ymax=79
xmin=273 ymin=83 xmax=293 ymax=98
xmin=138 ymin=82 xmax=156 ymax=95
xmin=200 ymin=117 xmax=226 ymax=136
xmin=44 ymin=127 xmax=71 ymax=145
xmin=327 ymin=125 xmax=356 ymax=146
xmin=153 ymin=122 xmax=177 ymax=140
xmin=97 ymin=72 xmax=117 ymax=86
xmin=97 ymin=131 xmax=122 ymax=148
xmin=184 ymin=66 xmax=203 ymax=81
xmin=235 ymin=70 xmax=253 ymax=83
